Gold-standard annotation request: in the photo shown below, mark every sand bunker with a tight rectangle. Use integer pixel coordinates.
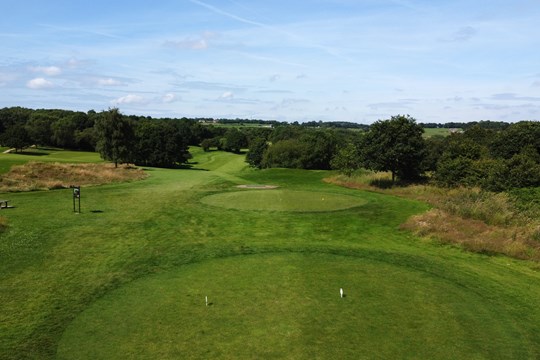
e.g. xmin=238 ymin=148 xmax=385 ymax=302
xmin=236 ymin=184 xmax=279 ymax=189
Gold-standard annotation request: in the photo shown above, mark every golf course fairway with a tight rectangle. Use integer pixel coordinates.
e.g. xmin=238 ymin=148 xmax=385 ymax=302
xmin=1 ymin=148 xmax=539 ymax=359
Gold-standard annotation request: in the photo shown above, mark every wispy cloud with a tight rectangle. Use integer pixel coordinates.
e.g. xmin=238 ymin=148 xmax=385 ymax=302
xmin=440 ymin=26 xmax=478 ymax=42
xmin=29 ymin=65 xmax=62 ymax=76
xmin=269 ymin=74 xmax=280 ymax=82
xmin=173 ymin=80 xmax=245 ymax=92
xmin=111 ymin=94 xmax=147 ymax=105
xmin=164 ymin=31 xmax=218 ymax=50
xmin=97 ymin=78 xmax=123 ymax=86
xmin=368 ymin=101 xmax=413 ymax=111
xmin=162 ymin=93 xmax=179 ymax=103
xmin=189 ymin=0 xmax=354 ymax=62
xmin=39 ymin=23 xmax=123 ymax=39
xmin=188 ymin=0 xmax=267 ymax=28
xmin=491 ymin=93 xmax=540 ymax=101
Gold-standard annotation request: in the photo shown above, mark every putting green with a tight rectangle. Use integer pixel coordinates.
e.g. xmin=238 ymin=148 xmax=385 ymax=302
xmin=57 ymin=253 xmax=524 ymax=359
xmin=200 ymin=189 xmax=368 ymax=212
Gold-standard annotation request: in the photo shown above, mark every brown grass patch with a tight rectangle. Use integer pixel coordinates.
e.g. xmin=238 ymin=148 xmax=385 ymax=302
xmin=0 ymin=162 xmax=147 ymax=192
xmin=0 ymin=216 xmax=7 ymax=232
xmin=326 ymin=172 xmax=540 ymax=262
xmin=401 ymin=209 xmax=540 ymax=261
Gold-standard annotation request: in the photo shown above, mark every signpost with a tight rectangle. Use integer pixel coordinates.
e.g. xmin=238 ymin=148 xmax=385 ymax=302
xmin=71 ymin=185 xmax=81 ymax=213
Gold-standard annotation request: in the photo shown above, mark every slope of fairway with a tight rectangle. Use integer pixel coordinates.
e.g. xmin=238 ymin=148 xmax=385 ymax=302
xmin=1 ymin=149 xmax=540 ymax=359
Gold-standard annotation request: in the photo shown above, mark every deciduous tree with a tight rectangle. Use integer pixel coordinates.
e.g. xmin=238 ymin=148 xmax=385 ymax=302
xmin=95 ymin=108 xmax=135 ymax=167
xmin=360 ymin=115 xmax=425 ymax=182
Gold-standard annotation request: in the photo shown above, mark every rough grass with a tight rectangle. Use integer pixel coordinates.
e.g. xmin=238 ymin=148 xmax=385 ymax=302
xmin=0 ymin=216 xmax=7 ymax=232
xmin=0 ymin=162 xmax=147 ymax=192
xmin=326 ymin=171 xmax=540 ymax=261
xmin=401 ymin=209 xmax=540 ymax=261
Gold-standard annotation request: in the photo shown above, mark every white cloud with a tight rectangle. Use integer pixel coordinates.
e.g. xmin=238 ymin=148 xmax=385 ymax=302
xmin=97 ymin=78 xmax=123 ymax=86
xmin=27 ymin=77 xmax=54 ymax=89
xmin=112 ymin=94 xmax=147 ymax=105
xmin=219 ymin=91 xmax=234 ymax=100
xmin=162 ymin=93 xmax=179 ymax=103
xmin=29 ymin=66 xmax=62 ymax=76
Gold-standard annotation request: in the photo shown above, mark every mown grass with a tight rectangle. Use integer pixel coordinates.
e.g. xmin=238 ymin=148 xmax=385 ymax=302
xmin=1 ymin=148 xmax=540 ymax=359
xmin=201 ymin=189 xmax=367 ymax=212
xmin=58 ymin=253 xmax=532 ymax=360
xmin=0 ymin=148 xmax=102 ymax=174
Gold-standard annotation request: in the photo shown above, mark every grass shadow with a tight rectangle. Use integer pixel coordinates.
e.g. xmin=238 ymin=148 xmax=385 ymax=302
xmin=17 ymin=151 xmax=50 ymax=156
xmin=176 ymin=163 xmax=209 ymax=171
xmin=369 ymin=177 xmax=429 ymax=189
xmin=368 ymin=179 xmax=395 ymax=189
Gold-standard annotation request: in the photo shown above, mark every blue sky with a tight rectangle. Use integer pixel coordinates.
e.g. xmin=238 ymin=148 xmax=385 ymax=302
xmin=1 ymin=0 xmax=539 ymax=123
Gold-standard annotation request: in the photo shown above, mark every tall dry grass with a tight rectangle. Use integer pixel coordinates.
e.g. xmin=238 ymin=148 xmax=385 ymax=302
xmin=326 ymin=171 xmax=540 ymax=262
xmin=0 ymin=162 xmax=147 ymax=192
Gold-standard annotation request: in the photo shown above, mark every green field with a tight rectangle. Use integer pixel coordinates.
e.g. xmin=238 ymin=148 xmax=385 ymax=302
xmin=0 ymin=148 xmax=102 ymax=174
xmin=422 ymin=128 xmax=461 ymax=138
xmin=1 ymin=148 xmax=540 ymax=359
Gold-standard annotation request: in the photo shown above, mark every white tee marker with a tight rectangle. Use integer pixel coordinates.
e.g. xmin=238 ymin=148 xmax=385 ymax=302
xmin=205 ymin=296 xmax=208 ymax=306
xmin=340 ymin=288 xmax=344 ymax=298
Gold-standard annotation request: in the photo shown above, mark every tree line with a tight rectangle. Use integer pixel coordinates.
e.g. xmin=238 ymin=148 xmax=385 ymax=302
xmin=0 ymin=107 xmax=212 ymax=167
xmin=246 ymin=115 xmax=540 ymax=192
xmin=1 ymin=106 xmax=538 ymax=191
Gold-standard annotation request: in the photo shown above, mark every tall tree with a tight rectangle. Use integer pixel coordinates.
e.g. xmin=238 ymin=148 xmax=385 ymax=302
xmin=246 ymin=137 xmax=268 ymax=168
xmin=298 ymin=129 xmax=338 ymax=170
xmin=25 ymin=113 xmax=54 ymax=147
xmin=95 ymin=108 xmax=135 ymax=167
xmin=0 ymin=124 xmax=31 ymax=152
xmin=220 ymin=128 xmax=248 ymax=153
xmin=133 ymin=120 xmax=190 ymax=167
xmin=331 ymin=142 xmax=361 ymax=176
xmin=51 ymin=117 xmax=77 ymax=148
xmin=360 ymin=114 xmax=425 ymax=182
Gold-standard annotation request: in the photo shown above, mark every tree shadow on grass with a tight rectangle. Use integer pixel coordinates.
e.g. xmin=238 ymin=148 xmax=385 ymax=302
xmin=139 ymin=164 xmax=208 ymax=171
xmin=369 ymin=176 xmax=429 ymax=189
xmin=17 ymin=151 xmax=49 ymax=156
xmin=368 ymin=179 xmax=395 ymax=189
xmin=176 ymin=163 xmax=209 ymax=171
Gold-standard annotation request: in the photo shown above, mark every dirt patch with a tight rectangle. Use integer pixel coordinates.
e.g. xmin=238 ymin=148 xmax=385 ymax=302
xmin=236 ymin=184 xmax=279 ymax=189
